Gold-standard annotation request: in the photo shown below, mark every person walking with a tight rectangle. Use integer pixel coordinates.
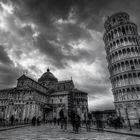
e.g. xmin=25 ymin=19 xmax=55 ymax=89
xmin=75 ymin=113 xmax=80 ymax=133
xmin=86 ymin=112 xmax=92 ymax=131
xmin=32 ymin=116 xmax=36 ymax=126
xmin=59 ymin=108 xmax=64 ymax=129
xmin=10 ymin=115 xmax=14 ymax=126
xmin=63 ymin=108 xmax=67 ymax=130
xmin=71 ymin=109 xmax=76 ymax=132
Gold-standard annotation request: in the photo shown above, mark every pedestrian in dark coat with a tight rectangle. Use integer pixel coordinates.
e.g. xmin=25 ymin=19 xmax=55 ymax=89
xmin=10 ymin=115 xmax=14 ymax=126
xmin=59 ymin=109 xmax=64 ymax=129
xmin=75 ymin=113 xmax=80 ymax=133
xmin=32 ymin=116 xmax=36 ymax=126
xmin=71 ymin=109 xmax=76 ymax=132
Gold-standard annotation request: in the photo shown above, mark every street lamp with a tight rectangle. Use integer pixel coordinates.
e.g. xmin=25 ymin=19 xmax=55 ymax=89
xmin=125 ymin=108 xmax=132 ymax=131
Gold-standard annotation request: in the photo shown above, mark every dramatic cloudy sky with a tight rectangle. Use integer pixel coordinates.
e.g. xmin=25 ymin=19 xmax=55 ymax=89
xmin=0 ymin=0 xmax=140 ymax=110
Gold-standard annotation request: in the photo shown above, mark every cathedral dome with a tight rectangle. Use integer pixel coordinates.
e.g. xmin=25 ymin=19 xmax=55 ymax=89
xmin=38 ymin=68 xmax=58 ymax=83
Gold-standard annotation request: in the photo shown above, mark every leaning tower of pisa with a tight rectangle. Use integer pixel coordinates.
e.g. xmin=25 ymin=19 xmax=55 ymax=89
xmin=103 ymin=12 xmax=140 ymax=124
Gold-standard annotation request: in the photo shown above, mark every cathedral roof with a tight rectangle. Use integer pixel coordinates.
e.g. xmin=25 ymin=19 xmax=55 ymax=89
xmin=38 ymin=68 xmax=58 ymax=83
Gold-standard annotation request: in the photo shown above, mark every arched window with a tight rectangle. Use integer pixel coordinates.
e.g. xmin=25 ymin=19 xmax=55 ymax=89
xmin=125 ymin=61 xmax=129 ymax=66
xmin=122 ymin=49 xmax=126 ymax=54
xmin=111 ymin=31 xmax=114 ymax=39
xmin=138 ymin=73 xmax=140 ymax=78
xmin=127 ymin=48 xmax=130 ymax=53
xmin=116 ymin=40 xmax=119 ymax=45
xmin=118 ymin=27 xmax=121 ymax=35
xmin=128 ymin=37 xmax=132 ymax=42
xmin=114 ymin=29 xmax=117 ymax=36
xmin=126 ymin=25 xmax=129 ymax=33
xmin=122 ymin=26 xmax=126 ymax=35
xmin=129 ymin=25 xmax=133 ymax=33
xmin=132 ymin=37 xmax=135 ymax=43
xmin=135 ymin=47 xmax=139 ymax=53
xmin=134 ymin=59 xmax=138 ymax=65
xmin=108 ymin=33 xmax=111 ymax=41
xmin=113 ymin=41 xmax=116 ymax=47
xmin=131 ymin=47 xmax=134 ymax=53
xmin=124 ymin=37 xmax=128 ymax=42
xmin=132 ymin=26 xmax=135 ymax=34
xmin=120 ymin=38 xmax=123 ymax=44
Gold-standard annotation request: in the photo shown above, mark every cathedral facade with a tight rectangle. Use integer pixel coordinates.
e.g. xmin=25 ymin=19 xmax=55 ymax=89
xmin=103 ymin=12 xmax=140 ymax=125
xmin=0 ymin=69 xmax=88 ymax=122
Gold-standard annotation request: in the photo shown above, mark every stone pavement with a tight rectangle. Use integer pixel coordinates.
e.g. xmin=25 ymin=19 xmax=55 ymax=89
xmin=0 ymin=124 xmax=139 ymax=140
xmin=89 ymin=125 xmax=140 ymax=137
xmin=0 ymin=124 xmax=31 ymax=131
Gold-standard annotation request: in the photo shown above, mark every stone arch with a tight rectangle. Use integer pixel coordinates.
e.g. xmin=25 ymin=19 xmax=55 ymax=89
xmin=110 ymin=43 xmax=113 ymax=50
xmin=116 ymin=40 xmax=119 ymax=45
xmin=124 ymin=37 xmax=128 ymax=42
xmin=118 ymin=27 xmax=121 ymax=35
xmin=122 ymin=26 xmax=126 ymax=35
xmin=128 ymin=73 xmax=132 ymax=78
xmin=125 ymin=60 xmax=129 ymax=66
xmin=138 ymin=59 xmax=140 ymax=65
xmin=133 ymin=72 xmax=137 ymax=78
xmin=132 ymin=26 xmax=136 ymax=34
xmin=126 ymin=25 xmax=129 ymax=33
xmin=114 ymin=29 xmax=117 ymax=37
xmin=138 ymin=72 xmax=140 ymax=78
xmin=134 ymin=59 xmax=138 ymax=65
xmin=111 ymin=30 xmax=114 ymax=39
xmin=135 ymin=47 xmax=138 ymax=53
xmin=122 ymin=48 xmax=126 ymax=54
xmin=113 ymin=41 xmax=116 ymax=47
xmin=120 ymin=38 xmax=123 ymax=44
xmin=127 ymin=48 xmax=130 ymax=53
xmin=128 ymin=36 xmax=132 ymax=42
xmin=108 ymin=33 xmax=111 ymax=41
xmin=135 ymin=37 xmax=138 ymax=44
xmin=132 ymin=37 xmax=135 ymax=43
xmin=129 ymin=25 xmax=133 ymax=33
xmin=137 ymin=87 xmax=140 ymax=91
xmin=131 ymin=47 xmax=134 ymax=52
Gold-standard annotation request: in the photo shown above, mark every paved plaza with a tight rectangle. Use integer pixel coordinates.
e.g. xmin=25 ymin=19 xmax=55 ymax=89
xmin=0 ymin=124 xmax=139 ymax=140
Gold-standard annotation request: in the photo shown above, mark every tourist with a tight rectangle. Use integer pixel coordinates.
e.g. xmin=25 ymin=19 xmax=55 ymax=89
xmin=32 ymin=116 xmax=36 ymax=126
xmin=37 ymin=117 xmax=41 ymax=126
xmin=75 ymin=113 xmax=80 ymax=133
xmin=71 ymin=109 xmax=76 ymax=132
xmin=10 ymin=115 xmax=14 ymax=126
xmin=59 ymin=108 xmax=64 ymax=129
xmin=86 ymin=112 xmax=92 ymax=131
xmin=53 ymin=117 xmax=57 ymax=126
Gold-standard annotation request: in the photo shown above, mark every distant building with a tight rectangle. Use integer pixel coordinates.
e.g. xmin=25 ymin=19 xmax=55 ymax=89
xmin=103 ymin=12 xmax=140 ymax=125
xmin=0 ymin=68 xmax=88 ymax=122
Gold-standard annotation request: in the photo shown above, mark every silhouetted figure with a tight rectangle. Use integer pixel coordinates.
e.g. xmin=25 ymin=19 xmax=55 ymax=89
xmin=75 ymin=113 xmax=80 ymax=133
xmin=94 ymin=111 xmax=103 ymax=132
xmin=86 ymin=112 xmax=92 ymax=131
xmin=37 ymin=117 xmax=41 ymax=126
xmin=10 ymin=115 xmax=14 ymax=126
xmin=32 ymin=116 xmax=36 ymax=126
xmin=53 ymin=117 xmax=57 ymax=126
xmin=59 ymin=109 xmax=64 ymax=129
xmin=71 ymin=109 xmax=76 ymax=132
xmin=63 ymin=116 xmax=67 ymax=130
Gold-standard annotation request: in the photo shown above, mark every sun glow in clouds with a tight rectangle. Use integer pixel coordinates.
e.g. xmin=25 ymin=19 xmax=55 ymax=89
xmin=0 ymin=2 xmax=14 ymax=14
xmin=0 ymin=2 xmax=14 ymax=31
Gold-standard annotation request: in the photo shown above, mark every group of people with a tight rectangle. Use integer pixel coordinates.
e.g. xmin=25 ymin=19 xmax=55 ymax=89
xmin=51 ymin=108 xmax=92 ymax=133
xmin=107 ymin=116 xmax=124 ymax=129
xmin=31 ymin=116 xmax=41 ymax=126
xmin=70 ymin=109 xmax=93 ymax=133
